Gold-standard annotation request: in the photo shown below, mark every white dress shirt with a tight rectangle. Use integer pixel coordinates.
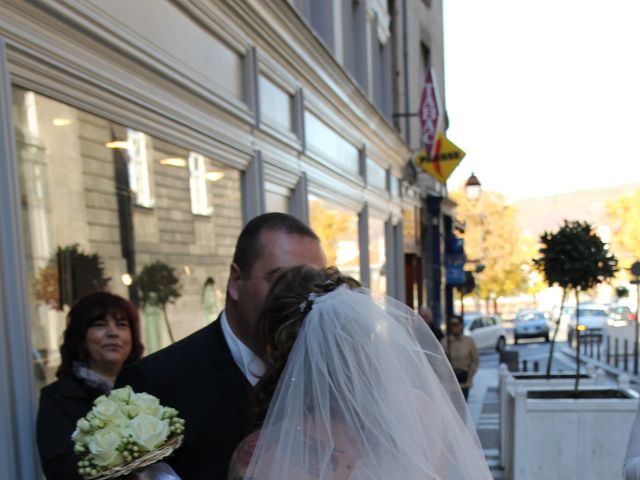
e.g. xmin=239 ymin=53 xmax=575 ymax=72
xmin=220 ymin=311 xmax=265 ymax=386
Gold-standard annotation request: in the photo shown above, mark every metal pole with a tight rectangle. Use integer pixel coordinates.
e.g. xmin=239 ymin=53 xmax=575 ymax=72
xmin=607 ymin=335 xmax=611 ymax=365
xmin=615 ymin=338 xmax=620 ymax=368
xmin=625 ymin=339 xmax=629 ymax=372
xmin=636 ymin=277 xmax=640 ymax=375
xmin=597 ymin=342 xmax=601 ymax=362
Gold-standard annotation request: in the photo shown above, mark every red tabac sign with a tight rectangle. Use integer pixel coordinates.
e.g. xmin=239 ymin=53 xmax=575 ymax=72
xmin=419 ymin=68 xmax=441 ymax=158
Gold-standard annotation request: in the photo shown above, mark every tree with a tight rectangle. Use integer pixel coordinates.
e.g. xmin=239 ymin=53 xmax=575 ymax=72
xmin=533 ymin=220 xmax=618 ymax=387
xmin=35 ymin=244 xmax=111 ymax=310
xmin=135 ymin=261 xmax=182 ymax=343
xmin=451 ymin=190 xmax=528 ymax=312
xmin=607 ymin=188 xmax=640 ymax=269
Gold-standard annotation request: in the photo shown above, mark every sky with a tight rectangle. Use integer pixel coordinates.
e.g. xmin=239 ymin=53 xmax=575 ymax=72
xmin=443 ymin=0 xmax=640 ymax=204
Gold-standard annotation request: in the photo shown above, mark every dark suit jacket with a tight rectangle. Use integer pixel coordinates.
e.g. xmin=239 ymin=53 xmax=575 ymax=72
xmin=36 ymin=375 xmax=104 ymax=480
xmin=116 ymin=316 xmax=252 ymax=480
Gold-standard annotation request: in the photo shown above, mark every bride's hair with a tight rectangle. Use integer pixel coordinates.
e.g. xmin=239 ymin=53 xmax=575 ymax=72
xmin=252 ymin=265 xmax=360 ymax=423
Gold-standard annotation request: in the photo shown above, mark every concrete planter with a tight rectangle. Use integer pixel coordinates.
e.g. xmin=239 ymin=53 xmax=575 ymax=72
xmin=498 ymin=365 xmax=604 ymax=470
xmin=511 ymin=383 xmax=639 ymax=480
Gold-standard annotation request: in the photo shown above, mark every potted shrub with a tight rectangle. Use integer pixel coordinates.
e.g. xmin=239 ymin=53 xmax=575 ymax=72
xmin=533 ymin=220 xmax=618 ymax=386
xmin=501 ymin=221 xmax=637 ymax=479
xmin=35 ymin=244 xmax=110 ymax=310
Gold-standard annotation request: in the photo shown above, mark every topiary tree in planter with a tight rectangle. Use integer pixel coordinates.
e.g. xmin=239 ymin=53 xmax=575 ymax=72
xmin=35 ymin=244 xmax=111 ymax=310
xmin=534 ymin=220 xmax=618 ymax=388
xmin=616 ymin=285 xmax=630 ymax=300
xmin=134 ymin=260 xmax=182 ymax=343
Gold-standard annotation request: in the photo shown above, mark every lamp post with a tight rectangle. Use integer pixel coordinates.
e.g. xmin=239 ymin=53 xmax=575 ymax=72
xmin=465 ymin=172 xmax=482 ymax=202
xmin=464 ymin=172 xmax=486 ymax=312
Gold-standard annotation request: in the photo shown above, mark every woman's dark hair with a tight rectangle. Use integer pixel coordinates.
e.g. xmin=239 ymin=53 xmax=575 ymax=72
xmin=56 ymin=291 xmax=144 ymax=378
xmin=252 ymin=266 xmax=360 ymax=423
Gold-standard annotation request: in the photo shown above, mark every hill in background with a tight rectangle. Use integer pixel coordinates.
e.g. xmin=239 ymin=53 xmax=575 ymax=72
xmin=513 ymin=184 xmax=638 ymax=237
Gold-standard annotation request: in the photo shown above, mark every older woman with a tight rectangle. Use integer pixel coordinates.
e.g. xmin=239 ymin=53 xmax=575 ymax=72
xmin=36 ymin=291 xmax=144 ymax=480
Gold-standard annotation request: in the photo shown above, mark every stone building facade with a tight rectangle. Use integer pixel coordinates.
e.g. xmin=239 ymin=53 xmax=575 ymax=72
xmin=0 ymin=1 xmax=447 ymax=476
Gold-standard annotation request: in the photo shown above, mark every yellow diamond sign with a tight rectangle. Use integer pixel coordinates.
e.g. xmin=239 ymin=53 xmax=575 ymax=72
xmin=416 ymin=132 xmax=465 ymax=184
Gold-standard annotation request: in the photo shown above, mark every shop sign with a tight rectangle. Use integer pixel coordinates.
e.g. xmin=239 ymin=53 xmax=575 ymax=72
xmin=418 ymin=68 xmax=441 ymax=158
xmin=416 ymin=132 xmax=465 ymax=184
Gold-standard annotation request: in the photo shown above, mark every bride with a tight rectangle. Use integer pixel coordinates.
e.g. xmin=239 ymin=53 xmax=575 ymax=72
xmin=227 ymin=266 xmax=491 ymax=479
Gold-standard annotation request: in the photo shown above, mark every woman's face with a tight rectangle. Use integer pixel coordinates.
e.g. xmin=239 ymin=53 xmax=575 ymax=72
xmin=85 ymin=311 xmax=132 ymax=375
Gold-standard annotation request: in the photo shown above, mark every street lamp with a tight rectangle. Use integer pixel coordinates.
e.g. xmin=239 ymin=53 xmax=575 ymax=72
xmin=465 ymin=172 xmax=482 ymax=202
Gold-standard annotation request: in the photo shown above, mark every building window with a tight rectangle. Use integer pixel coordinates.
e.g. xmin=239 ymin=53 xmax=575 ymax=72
xmin=127 ymin=129 xmax=154 ymax=208
xmin=309 ymin=195 xmax=360 ymax=280
xmin=265 ymin=181 xmax=290 ymax=213
xmin=374 ymin=39 xmax=391 ymax=117
xmin=11 ymin=87 xmax=242 ymax=391
xmin=343 ymin=0 xmax=368 ymax=90
xmin=189 ymin=152 xmax=212 ymax=216
xmin=366 ymin=158 xmax=387 ymax=191
xmin=304 ymin=111 xmax=360 ymax=174
xmin=259 ymin=74 xmax=293 ymax=132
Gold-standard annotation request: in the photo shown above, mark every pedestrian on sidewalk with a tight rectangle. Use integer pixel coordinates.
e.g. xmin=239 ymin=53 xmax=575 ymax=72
xmin=419 ymin=304 xmax=443 ymax=341
xmin=442 ymin=315 xmax=479 ymax=400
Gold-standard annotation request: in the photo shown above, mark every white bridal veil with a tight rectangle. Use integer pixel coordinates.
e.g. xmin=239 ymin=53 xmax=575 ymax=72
xmin=245 ymin=286 xmax=491 ymax=479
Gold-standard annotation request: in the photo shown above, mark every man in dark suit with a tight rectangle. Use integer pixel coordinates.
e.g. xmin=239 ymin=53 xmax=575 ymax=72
xmin=116 ymin=213 xmax=325 ymax=480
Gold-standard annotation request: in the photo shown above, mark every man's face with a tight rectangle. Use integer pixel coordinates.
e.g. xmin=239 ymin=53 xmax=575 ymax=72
xmin=228 ymin=230 xmax=325 ymax=348
xmin=450 ymin=319 xmax=463 ymax=337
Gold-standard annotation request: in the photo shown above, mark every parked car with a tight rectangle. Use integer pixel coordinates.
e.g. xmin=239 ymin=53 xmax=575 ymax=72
xmin=514 ymin=310 xmax=551 ymax=343
xmin=567 ymin=304 xmax=609 ymax=344
xmin=462 ymin=312 xmax=507 ymax=351
xmin=608 ymin=304 xmax=636 ymax=324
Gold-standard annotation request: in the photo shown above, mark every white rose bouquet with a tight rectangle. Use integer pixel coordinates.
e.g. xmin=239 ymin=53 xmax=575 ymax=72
xmin=72 ymin=386 xmax=185 ymax=479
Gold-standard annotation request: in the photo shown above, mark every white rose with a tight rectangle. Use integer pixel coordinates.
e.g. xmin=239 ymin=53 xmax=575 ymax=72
xmin=130 ymin=392 xmax=162 ymax=417
xmin=110 ymin=386 xmax=133 ymax=404
xmin=128 ymin=414 xmax=170 ymax=450
xmin=89 ymin=428 xmax=123 ymax=467
xmin=92 ymin=396 xmax=127 ymax=426
xmin=122 ymin=404 xmax=140 ymax=419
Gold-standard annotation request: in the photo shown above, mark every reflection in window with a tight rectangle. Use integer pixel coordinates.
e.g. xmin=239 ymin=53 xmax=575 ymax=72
xmin=189 ymin=152 xmax=212 ymax=215
xmin=12 ymin=87 xmax=242 ymax=392
xmin=202 ymin=277 xmax=222 ymax=325
xmin=309 ymin=196 xmax=360 ymax=280
xmin=403 ymin=207 xmax=419 ymax=246
xmin=369 ymin=217 xmax=386 ymax=295
xmin=127 ymin=129 xmax=154 ymax=208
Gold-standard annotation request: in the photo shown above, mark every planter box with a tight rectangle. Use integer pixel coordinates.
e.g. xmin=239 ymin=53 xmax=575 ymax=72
xmin=511 ymin=385 xmax=639 ymax=480
xmin=498 ymin=364 xmax=604 ymax=470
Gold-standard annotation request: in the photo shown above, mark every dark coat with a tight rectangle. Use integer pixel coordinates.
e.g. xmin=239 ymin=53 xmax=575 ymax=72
xmin=116 ymin=316 xmax=252 ymax=480
xmin=36 ymin=375 xmax=104 ymax=480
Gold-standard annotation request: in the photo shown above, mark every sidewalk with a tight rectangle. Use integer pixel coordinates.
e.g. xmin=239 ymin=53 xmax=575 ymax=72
xmin=469 ymin=364 xmax=503 ymax=479
xmin=469 ymin=344 xmax=640 ymax=479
